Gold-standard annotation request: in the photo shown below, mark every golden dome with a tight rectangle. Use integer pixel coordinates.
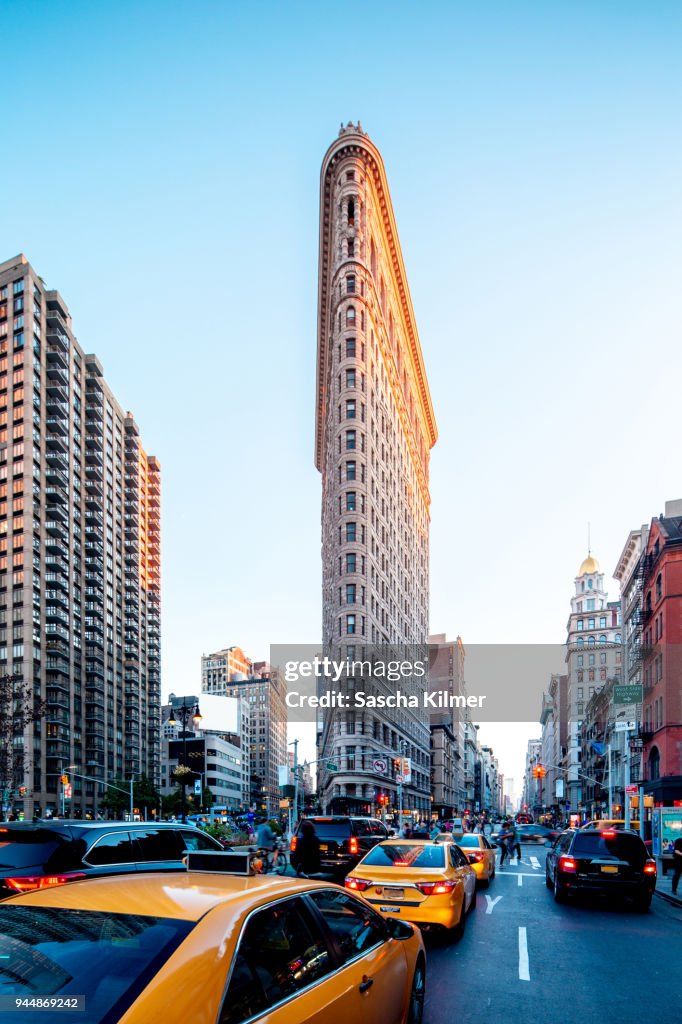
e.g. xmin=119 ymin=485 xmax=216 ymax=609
xmin=579 ymin=554 xmax=600 ymax=576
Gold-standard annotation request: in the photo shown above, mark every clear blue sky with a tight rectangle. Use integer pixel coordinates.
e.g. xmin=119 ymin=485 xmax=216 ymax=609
xmin=4 ymin=2 xmax=682 ymax=783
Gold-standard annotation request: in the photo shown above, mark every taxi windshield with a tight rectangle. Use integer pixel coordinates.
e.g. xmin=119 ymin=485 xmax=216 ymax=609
xmin=361 ymin=844 xmax=445 ymax=868
xmin=0 ymin=906 xmax=194 ymax=1024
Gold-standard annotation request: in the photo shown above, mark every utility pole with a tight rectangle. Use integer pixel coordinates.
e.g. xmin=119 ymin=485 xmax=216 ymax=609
xmin=292 ymin=738 xmax=299 ymax=830
xmin=607 ymin=744 xmax=612 ymax=818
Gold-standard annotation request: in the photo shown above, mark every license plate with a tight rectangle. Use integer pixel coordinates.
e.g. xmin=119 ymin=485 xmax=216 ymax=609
xmin=601 ymin=865 xmax=618 ymax=874
xmin=383 ymin=887 xmax=404 ymax=899
xmin=380 ymin=906 xmax=401 ymax=913
xmin=319 ymin=844 xmax=328 ymax=852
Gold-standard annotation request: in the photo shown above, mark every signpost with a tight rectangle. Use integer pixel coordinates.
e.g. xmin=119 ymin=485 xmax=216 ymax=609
xmin=613 ymin=684 xmax=643 ymax=705
xmin=372 ymin=758 xmax=387 ymax=774
xmin=326 ymin=761 xmax=338 ymax=772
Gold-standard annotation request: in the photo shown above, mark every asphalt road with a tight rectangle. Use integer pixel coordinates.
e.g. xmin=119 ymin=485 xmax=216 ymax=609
xmin=423 ymin=844 xmax=682 ymax=1024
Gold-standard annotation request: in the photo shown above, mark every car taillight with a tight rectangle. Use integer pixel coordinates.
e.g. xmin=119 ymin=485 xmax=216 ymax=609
xmin=349 ymin=836 xmax=359 ymax=855
xmin=644 ymin=860 xmax=657 ymax=875
xmin=602 ymin=830 xmax=617 ymax=838
xmin=290 ymin=836 xmax=297 ymax=852
xmin=345 ymin=876 xmax=371 ymax=891
xmin=472 ymin=852 xmax=485 ymax=861
xmin=5 ymin=873 xmax=87 ymax=892
xmin=416 ymin=880 xmax=456 ymax=895
xmin=558 ymin=856 xmax=577 ymax=873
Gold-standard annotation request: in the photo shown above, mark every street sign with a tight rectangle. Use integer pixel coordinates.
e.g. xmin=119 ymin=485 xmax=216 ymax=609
xmin=372 ymin=758 xmax=387 ymax=774
xmin=326 ymin=762 xmax=338 ymax=772
xmin=194 ymin=779 xmax=202 ymax=796
xmin=401 ymin=758 xmax=412 ymax=784
xmin=614 ymin=684 xmax=643 ymax=705
xmin=626 ymin=784 xmax=638 ymax=795
xmin=615 ymin=720 xmax=636 ymax=733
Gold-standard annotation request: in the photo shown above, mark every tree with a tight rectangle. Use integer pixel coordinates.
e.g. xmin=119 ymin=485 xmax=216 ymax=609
xmin=99 ymin=775 xmax=161 ymax=819
xmin=0 ymin=674 xmax=47 ymax=820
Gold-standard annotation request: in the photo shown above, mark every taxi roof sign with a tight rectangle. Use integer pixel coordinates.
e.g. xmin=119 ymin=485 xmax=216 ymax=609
xmin=186 ymin=850 xmax=256 ymax=875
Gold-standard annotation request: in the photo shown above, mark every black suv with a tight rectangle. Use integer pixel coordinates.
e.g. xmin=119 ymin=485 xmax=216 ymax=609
xmin=0 ymin=820 xmax=224 ymax=897
xmin=546 ymin=827 xmax=657 ymax=910
xmin=290 ymin=816 xmax=389 ymax=877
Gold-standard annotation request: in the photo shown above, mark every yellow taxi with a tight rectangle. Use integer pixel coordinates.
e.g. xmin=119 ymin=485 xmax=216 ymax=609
xmin=345 ymin=839 xmax=476 ymax=938
xmin=449 ymin=834 xmax=496 ymax=885
xmin=0 ymin=854 xmax=426 ymax=1024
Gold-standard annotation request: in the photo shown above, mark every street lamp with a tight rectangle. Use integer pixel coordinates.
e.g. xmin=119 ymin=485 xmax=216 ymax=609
xmin=168 ymin=699 xmax=202 ymax=823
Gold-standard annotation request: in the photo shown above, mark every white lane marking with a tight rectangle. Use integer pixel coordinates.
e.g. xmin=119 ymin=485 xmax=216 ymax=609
xmin=530 ymin=856 xmax=541 ymax=870
xmin=518 ymin=874 xmax=523 ymax=887
xmin=518 ymin=927 xmax=530 ymax=981
xmin=485 ymin=895 xmax=503 ymax=914
xmin=495 ymin=871 xmax=544 ymax=878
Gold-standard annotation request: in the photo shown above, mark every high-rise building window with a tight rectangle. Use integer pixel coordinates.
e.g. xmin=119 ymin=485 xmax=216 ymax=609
xmin=346 ymin=430 xmax=356 ymax=450
xmin=577 ymin=620 xmax=584 ymax=631
xmin=346 ymin=307 xmax=356 ymax=327
xmin=346 ymin=338 xmax=356 ymax=358
xmin=346 ymin=553 xmax=356 ymax=573
xmin=588 ymin=618 xmax=595 ymax=629
xmin=346 ymin=614 xmax=356 ymax=635
xmin=346 ymin=400 xmax=356 ymax=419
xmin=346 ymin=461 xmax=356 ymax=480
xmin=346 ymin=522 xmax=357 ymax=542
xmin=347 ymin=239 xmax=354 ymax=257
xmin=347 ymin=199 xmax=355 ymax=225
xmin=600 ymin=616 xmax=606 ymax=628
xmin=346 ymin=275 xmax=356 ymax=294
xmin=345 ymin=369 xmax=356 ymax=388
xmin=346 ymin=584 xmax=356 ymax=604
xmin=346 ymin=492 xmax=356 ymax=511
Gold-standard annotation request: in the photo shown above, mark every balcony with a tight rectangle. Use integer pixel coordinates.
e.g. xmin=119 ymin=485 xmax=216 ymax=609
xmin=46 ymin=327 xmax=69 ymax=352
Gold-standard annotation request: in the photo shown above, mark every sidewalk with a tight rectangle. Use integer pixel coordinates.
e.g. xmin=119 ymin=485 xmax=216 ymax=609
xmin=654 ymin=864 xmax=682 ymax=907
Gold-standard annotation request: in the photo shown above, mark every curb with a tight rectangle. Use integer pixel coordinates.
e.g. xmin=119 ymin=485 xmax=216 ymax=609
xmin=654 ymin=890 xmax=682 ymax=908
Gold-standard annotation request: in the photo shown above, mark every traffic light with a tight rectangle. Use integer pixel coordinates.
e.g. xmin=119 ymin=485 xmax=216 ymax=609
xmin=18 ymin=786 xmax=26 ymax=797
xmin=393 ymin=758 xmax=401 ymax=776
xmin=532 ymin=765 xmax=546 ymax=779
xmin=60 ymin=774 xmax=69 ymax=785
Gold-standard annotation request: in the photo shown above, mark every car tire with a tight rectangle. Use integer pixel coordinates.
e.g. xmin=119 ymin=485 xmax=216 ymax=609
xmin=407 ymin=957 xmax=426 ymax=1024
xmin=452 ymin=897 xmax=467 ymax=939
xmin=635 ymin=893 xmax=652 ymax=913
xmin=553 ymin=871 xmax=566 ymax=904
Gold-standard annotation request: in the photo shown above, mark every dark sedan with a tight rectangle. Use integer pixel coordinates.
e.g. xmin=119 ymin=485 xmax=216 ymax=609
xmin=545 ymin=827 xmax=656 ymax=910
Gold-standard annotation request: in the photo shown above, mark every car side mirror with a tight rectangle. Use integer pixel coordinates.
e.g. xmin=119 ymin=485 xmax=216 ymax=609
xmin=385 ymin=917 xmax=415 ymax=940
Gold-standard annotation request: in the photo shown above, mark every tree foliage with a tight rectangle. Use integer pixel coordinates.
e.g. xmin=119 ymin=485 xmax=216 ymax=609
xmin=0 ymin=674 xmax=47 ymax=811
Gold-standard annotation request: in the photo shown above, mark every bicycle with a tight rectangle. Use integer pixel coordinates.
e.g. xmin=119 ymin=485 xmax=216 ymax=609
xmin=252 ymin=840 xmax=288 ymax=875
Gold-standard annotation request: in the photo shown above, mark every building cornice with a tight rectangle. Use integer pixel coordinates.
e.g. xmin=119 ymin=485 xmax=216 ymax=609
xmin=315 ymin=126 xmax=437 ymax=471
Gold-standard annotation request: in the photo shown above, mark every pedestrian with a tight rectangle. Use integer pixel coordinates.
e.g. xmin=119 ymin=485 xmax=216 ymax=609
xmin=510 ymin=821 xmax=522 ymax=863
xmin=256 ymin=817 xmax=277 ymax=871
xmin=295 ymin=820 xmax=321 ymax=877
xmin=672 ymin=834 xmax=682 ymax=896
xmin=498 ymin=822 xmax=512 ymax=866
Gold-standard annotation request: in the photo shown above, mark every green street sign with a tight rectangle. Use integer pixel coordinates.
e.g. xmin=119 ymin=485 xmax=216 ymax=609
xmin=326 ymin=762 xmax=338 ymax=772
xmin=614 ymin=684 xmax=643 ymax=705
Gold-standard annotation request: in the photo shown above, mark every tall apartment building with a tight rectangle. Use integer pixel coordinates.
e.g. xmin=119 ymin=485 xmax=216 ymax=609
xmin=0 ymin=254 xmax=161 ymax=819
xmin=564 ymin=554 xmax=622 ymax=813
xmin=539 ymin=672 xmax=568 ymax=817
xmin=315 ymin=124 xmax=437 ymax=820
xmin=200 ymin=649 xmax=287 ymax=816
xmin=428 ymin=633 xmax=466 ymax=817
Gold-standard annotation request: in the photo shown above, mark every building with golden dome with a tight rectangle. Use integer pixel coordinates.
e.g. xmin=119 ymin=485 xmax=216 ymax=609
xmin=564 ymin=552 xmax=622 ymax=816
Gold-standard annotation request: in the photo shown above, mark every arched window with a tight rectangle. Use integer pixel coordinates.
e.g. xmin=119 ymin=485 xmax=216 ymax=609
xmin=615 ymin=633 xmax=621 ymax=643
xmin=599 ymin=635 xmax=606 ymax=643
xmin=346 ymin=306 xmax=356 ymax=327
xmin=347 ymin=198 xmax=355 ymax=225
xmin=577 ymin=637 xmax=584 ymax=647
xmin=588 ymin=636 xmax=595 ymax=646
xmin=648 ymin=746 xmax=660 ymax=781
xmin=656 ymin=574 xmax=662 ymax=601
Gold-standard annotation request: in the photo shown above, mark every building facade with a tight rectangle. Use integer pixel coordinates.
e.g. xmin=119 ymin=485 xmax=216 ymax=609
xmin=314 ymin=124 xmax=437 ymax=820
xmin=428 ymin=633 xmax=466 ymax=816
xmin=564 ymin=554 xmax=622 ymax=814
xmin=201 ymin=651 xmax=287 ymax=816
xmin=539 ymin=672 xmax=568 ymax=818
xmin=640 ymin=501 xmax=682 ymax=804
xmin=0 ymin=254 xmax=161 ymax=820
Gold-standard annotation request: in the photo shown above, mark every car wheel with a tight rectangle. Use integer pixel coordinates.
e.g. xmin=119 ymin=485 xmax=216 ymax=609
xmin=635 ymin=893 xmax=652 ymax=913
xmin=553 ymin=871 xmax=566 ymax=904
xmin=407 ymin=957 xmax=426 ymax=1024
xmin=452 ymin=896 xmax=467 ymax=939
